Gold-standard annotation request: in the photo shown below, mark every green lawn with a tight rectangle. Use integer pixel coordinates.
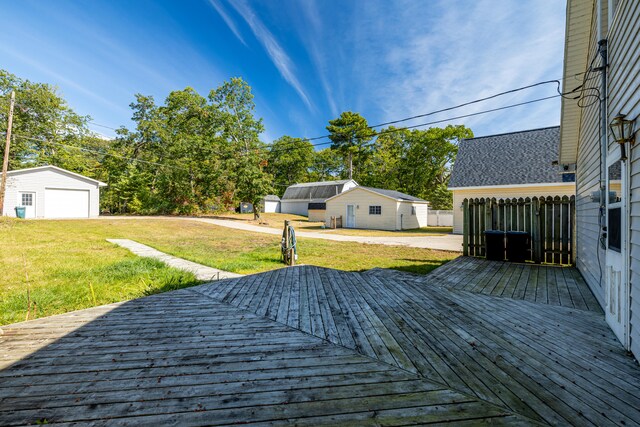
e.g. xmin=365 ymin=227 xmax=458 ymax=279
xmin=0 ymin=217 xmax=457 ymax=325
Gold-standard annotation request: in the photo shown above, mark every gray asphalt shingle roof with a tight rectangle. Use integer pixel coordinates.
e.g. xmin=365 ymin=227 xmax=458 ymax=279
xmin=282 ymin=180 xmax=356 ymax=200
xmin=359 ymin=187 xmax=427 ymax=202
xmin=449 ymin=126 xmax=563 ymax=188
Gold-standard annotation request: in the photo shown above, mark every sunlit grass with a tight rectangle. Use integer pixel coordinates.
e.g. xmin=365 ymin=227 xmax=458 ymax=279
xmin=0 ymin=217 xmax=457 ymax=325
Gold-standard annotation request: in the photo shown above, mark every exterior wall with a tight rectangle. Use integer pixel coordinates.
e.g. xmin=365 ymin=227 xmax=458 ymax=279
xmin=428 ymin=210 xmax=454 ymax=227
xmin=396 ymin=202 xmax=428 ymax=229
xmin=325 ymin=189 xmax=399 ymax=230
xmin=573 ymin=0 xmax=608 ymax=312
xmin=608 ymin=0 xmax=640 ymax=358
xmin=262 ymin=200 xmax=280 ymax=213
xmin=3 ymin=169 xmax=101 ymax=218
xmin=280 ymin=200 xmax=311 ymax=216
xmin=308 ymin=209 xmax=325 ymax=222
xmin=568 ymin=0 xmax=640 ymax=358
xmin=451 ymin=185 xmax=576 ymax=234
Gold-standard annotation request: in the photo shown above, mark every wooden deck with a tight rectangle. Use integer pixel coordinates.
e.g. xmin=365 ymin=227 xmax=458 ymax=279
xmin=1 ymin=258 xmax=639 ymax=425
xmin=365 ymin=256 xmax=602 ymax=312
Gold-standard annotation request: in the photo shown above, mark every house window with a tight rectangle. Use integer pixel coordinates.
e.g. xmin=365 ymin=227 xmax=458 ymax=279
xmin=21 ymin=193 xmax=33 ymax=206
xmin=369 ymin=205 xmax=381 ymax=215
xmin=411 ymin=206 xmax=416 ymax=215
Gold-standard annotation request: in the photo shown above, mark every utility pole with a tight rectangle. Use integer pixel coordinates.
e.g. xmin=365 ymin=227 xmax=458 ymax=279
xmin=0 ymin=90 xmax=15 ymax=216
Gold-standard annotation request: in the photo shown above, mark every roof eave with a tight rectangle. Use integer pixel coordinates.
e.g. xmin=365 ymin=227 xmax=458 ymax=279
xmin=559 ymin=0 xmax=593 ymax=165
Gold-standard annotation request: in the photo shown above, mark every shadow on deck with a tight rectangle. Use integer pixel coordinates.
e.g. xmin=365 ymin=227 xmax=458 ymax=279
xmin=1 ymin=257 xmax=638 ymax=426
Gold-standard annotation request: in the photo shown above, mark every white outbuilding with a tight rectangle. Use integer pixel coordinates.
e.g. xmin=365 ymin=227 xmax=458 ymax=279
xmin=2 ymin=165 xmax=107 ymax=219
xmin=280 ymin=179 xmax=358 ymax=220
xmin=261 ymin=195 xmax=281 ymax=213
xmin=325 ymin=186 xmax=429 ymax=230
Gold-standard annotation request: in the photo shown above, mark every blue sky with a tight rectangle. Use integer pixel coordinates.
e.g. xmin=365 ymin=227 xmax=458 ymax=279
xmin=1 ymin=0 xmax=566 ymax=144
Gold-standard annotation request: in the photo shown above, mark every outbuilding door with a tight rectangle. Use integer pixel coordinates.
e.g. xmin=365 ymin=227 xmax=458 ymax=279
xmin=45 ymin=188 xmax=90 ymax=218
xmin=346 ymin=204 xmax=356 ymax=228
xmin=605 ymin=155 xmax=630 ymax=348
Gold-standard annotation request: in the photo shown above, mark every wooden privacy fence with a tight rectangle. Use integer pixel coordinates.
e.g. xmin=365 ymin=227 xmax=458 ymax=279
xmin=462 ymin=196 xmax=575 ymax=265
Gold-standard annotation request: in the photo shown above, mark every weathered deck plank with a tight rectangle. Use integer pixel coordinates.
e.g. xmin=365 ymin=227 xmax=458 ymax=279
xmin=4 ymin=257 xmax=638 ymax=426
xmin=398 ymin=256 xmax=603 ymax=313
xmin=0 ymin=289 xmax=523 ymax=426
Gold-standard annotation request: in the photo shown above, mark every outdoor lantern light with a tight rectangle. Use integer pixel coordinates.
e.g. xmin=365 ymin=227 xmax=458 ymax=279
xmin=609 ymin=113 xmax=636 ymax=161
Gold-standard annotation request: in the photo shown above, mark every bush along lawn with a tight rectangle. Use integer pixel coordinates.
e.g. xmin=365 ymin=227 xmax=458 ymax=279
xmin=0 ymin=217 xmax=457 ymax=325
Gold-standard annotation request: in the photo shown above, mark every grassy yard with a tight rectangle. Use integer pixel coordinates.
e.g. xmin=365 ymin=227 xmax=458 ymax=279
xmin=0 ymin=217 xmax=457 ymax=325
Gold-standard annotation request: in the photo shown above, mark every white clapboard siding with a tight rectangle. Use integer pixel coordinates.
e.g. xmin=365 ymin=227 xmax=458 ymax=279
xmin=574 ymin=3 xmax=607 ymax=309
xmin=608 ymin=0 xmax=640 ymax=358
xmin=3 ymin=166 xmax=103 ymax=218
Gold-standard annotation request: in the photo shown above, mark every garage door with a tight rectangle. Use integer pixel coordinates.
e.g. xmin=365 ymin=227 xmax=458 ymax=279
xmin=45 ymin=189 xmax=90 ymax=218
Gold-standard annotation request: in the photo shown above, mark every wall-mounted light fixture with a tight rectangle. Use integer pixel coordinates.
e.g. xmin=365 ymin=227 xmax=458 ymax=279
xmin=609 ymin=113 xmax=635 ymax=161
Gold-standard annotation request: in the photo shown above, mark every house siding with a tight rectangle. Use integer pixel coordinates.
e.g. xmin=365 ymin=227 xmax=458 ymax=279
xmin=325 ymin=188 xmax=428 ymax=230
xmin=573 ymin=1 xmax=607 ymax=309
xmin=328 ymin=191 xmax=399 ymax=230
xmin=3 ymin=169 xmax=101 ymax=218
xmin=280 ymin=200 xmax=313 ymax=216
xmin=325 ymin=188 xmax=399 ymax=230
xmin=451 ymin=185 xmax=575 ymax=234
xmin=396 ymin=201 xmax=428 ymax=230
xmin=608 ymin=0 xmax=640 ymax=357
xmin=570 ymin=0 xmax=640 ymax=357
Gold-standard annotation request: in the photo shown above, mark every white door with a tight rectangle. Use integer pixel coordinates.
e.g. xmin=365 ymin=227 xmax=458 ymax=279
xmin=346 ymin=204 xmax=356 ymax=228
xmin=17 ymin=192 xmax=36 ymax=218
xmin=45 ymin=188 xmax=90 ymax=218
xmin=605 ymin=155 xmax=629 ymax=347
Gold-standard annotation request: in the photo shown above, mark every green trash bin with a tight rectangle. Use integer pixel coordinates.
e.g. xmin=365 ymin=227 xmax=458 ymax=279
xmin=15 ymin=206 xmax=26 ymax=219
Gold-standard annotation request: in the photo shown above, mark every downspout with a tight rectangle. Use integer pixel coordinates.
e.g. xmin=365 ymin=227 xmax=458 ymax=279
xmin=597 ymin=0 xmax=608 ymax=240
xmin=599 ymin=39 xmax=608 ymax=208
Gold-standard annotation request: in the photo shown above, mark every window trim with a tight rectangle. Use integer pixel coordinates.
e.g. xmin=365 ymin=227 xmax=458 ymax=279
xmin=369 ymin=205 xmax=382 ymax=215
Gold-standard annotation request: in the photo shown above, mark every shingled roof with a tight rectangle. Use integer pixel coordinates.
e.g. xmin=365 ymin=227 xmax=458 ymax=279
xmin=282 ymin=180 xmax=357 ymax=200
xmin=359 ymin=187 xmax=427 ymax=202
xmin=449 ymin=126 xmax=563 ymax=188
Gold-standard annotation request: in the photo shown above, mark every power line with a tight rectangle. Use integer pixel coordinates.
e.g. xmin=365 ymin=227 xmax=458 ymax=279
xmin=267 ymin=94 xmax=561 ymax=154
xmin=266 ymin=79 xmax=566 ymax=153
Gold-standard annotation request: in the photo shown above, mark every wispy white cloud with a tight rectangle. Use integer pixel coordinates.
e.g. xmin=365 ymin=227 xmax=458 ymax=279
xmin=225 ymin=0 xmax=314 ymax=112
xmin=295 ymin=1 xmax=337 ymax=118
xmin=322 ymin=0 xmax=564 ymax=136
xmin=0 ymin=44 xmax=128 ymax=115
xmin=207 ymin=0 xmax=247 ymax=46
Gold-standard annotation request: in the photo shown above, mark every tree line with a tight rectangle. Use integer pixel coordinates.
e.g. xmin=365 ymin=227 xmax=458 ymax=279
xmin=1 ymin=69 xmax=472 ymax=215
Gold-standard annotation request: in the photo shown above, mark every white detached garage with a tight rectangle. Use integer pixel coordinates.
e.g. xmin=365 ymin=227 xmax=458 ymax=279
xmin=2 ymin=165 xmax=106 ymax=219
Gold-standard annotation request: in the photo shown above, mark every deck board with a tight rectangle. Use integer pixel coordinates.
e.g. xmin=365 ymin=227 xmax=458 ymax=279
xmin=388 ymin=257 xmax=603 ymax=313
xmin=2 ymin=257 xmax=638 ymax=426
xmin=0 ymin=289 xmax=522 ymax=426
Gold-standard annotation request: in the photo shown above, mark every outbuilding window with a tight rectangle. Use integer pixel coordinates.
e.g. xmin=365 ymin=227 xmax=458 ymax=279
xmin=369 ymin=205 xmax=381 ymax=215
xmin=411 ymin=206 xmax=416 ymax=215
xmin=21 ymin=193 xmax=33 ymax=206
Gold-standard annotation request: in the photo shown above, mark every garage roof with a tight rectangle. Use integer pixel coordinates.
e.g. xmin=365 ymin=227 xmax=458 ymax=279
xmin=449 ymin=127 xmax=563 ymax=188
xmin=7 ymin=165 xmax=107 ymax=187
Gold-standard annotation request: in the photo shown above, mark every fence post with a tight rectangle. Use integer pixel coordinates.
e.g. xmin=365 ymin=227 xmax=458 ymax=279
xmin=532 ymin=197 xmax=541 ymax=263
xmin=462 ymin=199 xmax=469 ymax=256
